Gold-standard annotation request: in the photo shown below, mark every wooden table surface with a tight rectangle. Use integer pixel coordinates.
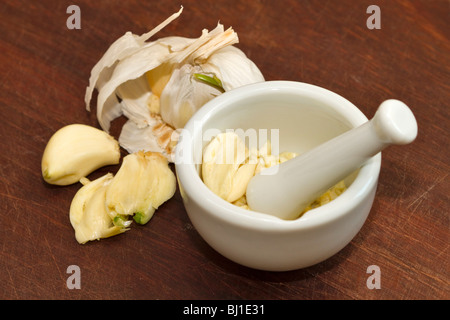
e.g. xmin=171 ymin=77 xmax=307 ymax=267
xmin=1 ymin=0 xmax=448 ymax=300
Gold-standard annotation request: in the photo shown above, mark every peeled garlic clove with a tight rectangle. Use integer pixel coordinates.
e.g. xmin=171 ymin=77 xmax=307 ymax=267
xmin=202 ymin=133 xmax=298 ymax=203
xmin=41 ymin=124 xmax=120 ymax=186
xmin=70 ymin=174 xmax=127 ymax=244
xmin=202 ymin=132 xmax=256 ymax=203
xmin=106 ymin=151 xmax=176 ymax=225
xmin=227 ymin=161 xmax=258 ymax=203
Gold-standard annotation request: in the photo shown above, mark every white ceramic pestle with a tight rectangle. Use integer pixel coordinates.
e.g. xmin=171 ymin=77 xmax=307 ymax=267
xmin=245 ymin=99 xmax=418 ymax=220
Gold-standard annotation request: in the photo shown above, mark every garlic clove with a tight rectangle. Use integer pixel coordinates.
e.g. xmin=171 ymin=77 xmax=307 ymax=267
xmin=202 ymin=46 xmax=265 ymax=91
xmin=69 ymin=173 xmax=127 ymax=244
xmin=145 ymin=62 xmax=176 ymax=98
xmin=160 ymin=64 xmax=223 ymax=129
xmin=41 ymin=124 xmax=120 ymax=186
xmin=202 ymin=133 xmax=299 ymax=203
xmin=105 ymin=151 xmax=176 ymax=225
xmin=227 ymin=162 xmax=257 ymax=203
xmin=202 ymin=132 xmax=255 ymax=202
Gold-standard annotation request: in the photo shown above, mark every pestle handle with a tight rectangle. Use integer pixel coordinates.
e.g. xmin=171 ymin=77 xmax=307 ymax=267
xmin=245 ymin=99 xmax=418 ymax=220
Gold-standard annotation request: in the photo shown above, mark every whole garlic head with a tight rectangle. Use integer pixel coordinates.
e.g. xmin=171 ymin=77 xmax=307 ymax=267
xmin=85 ymin=7 xmax=264 ymax=162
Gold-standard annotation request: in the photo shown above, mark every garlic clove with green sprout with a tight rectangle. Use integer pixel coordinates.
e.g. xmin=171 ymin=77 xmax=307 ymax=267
xmin=69 ymin=173 xmax=128 ymax=244
xmin=159 ymin=64 xmax=223 ymax=129
xmin=200 ymin=46 xmax=266 ymax=91
xmin=105 ymin=151 xmax=177 ymax=225
xmin=85 ymin=8 xmax=264 ymax=162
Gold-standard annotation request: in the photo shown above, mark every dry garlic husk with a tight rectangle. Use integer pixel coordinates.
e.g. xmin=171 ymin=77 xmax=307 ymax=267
xmin=85 ymin=7 xmax=264 ymax=162
xmin=41 ymin=124 xmax=120 ymax=185
xmin=70 ymin=174 xmax=127 ymax=244
xmin=106 ymin=151 xmax=176 ymax=225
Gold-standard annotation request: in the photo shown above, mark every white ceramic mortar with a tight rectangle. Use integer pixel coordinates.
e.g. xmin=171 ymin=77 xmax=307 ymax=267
xmin=175 ymin=81 xmax=381 ymax=271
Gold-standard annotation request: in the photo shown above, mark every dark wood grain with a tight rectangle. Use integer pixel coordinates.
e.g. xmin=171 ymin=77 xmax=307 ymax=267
xmin=0 ymin=0 xmax=448 ymax=300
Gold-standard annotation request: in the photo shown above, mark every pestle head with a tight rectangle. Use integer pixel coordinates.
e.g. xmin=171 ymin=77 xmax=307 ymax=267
xmin=372 ymin=99 xmax=418 ymax=145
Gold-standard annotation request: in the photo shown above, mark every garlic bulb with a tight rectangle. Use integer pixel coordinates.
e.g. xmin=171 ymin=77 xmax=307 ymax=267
xmin=85 ymin=7 xmax=264 ymax=162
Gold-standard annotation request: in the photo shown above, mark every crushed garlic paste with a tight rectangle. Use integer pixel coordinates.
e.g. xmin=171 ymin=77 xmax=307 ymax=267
xmin=202 ymin=132 xmax=346 ymax=218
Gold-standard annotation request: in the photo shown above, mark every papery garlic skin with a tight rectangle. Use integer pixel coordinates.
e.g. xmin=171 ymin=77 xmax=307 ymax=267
xmin=156 ymin=29 xmax=265 ymax=129
xmin=159 ymin=64 xmax=223 ymax=129
xmin=106 ymin=151 xmax=176 ymax=225
xmin=200 ymin=46 xmax=265 ymax=92
xmin=70 ymin=174 xmax=127 ymax=244
xmin=85 ymin=7 xmax=184 ymax=112
xmin=41 ymin=124 xmax=120 ymax=185
xmin=85 ymin=8 xmax=264 ymax=162
xmin=115 ymin=76 xmax=179 ymax=161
